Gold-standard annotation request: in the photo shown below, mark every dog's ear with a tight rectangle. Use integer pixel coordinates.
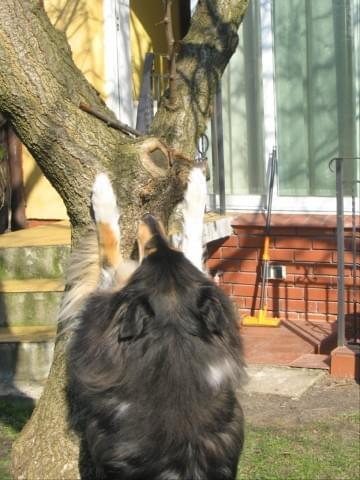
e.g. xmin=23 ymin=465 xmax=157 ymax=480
xmin=115 ymin=297 xmax=153 ymax=342
xmin=197 ymin=286 xmax=226 ymax=336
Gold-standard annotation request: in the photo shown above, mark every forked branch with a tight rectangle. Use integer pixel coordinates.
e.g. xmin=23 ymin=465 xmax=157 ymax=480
xmin=163 ymin=0 xmax=177 ymax=107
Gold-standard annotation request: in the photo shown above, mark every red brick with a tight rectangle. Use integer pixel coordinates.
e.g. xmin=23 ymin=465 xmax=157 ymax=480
xmin=207 ymin=239 xmax=226 ymax=259
xmin=237 ymin=259 xmax=259 ymax=272
xmin=214 ymin=259 xmax=260 ymax=273
xmin=221 ymin=247 xmax=258 ymax=260
xmin=282 ymin=274 xmax=295 ymax=284
xmin=312 ymin=238 xmax=337 ymax=250
xmin=220 ymin=236 xmax=239 ymax=248
xmin=294 ymin=312 xmax=336 ymax=323
xmin=313 ymin=264 xmax=339 ymax=276
xmin=268 ymin=249 xmax=295 ymax=261
xmin=233 ymin=226 xmax=265 ymax=235
xmin=223 ymin=272 xmax=257 ymax=284
xmin=272 ymin=227 xmax=298 ymax=236
xmin=244 ymin=297 xmax=280 ymax=310
xmin=316 ymin=302 xmax=339 ymax=315
xmin=232 ymin=284 xmax=257 ymax=297
xmin=275 ymin=237 xmax=312 ymax=249
xmin=206 ymin=258 xmax=223 ymax=271
xmin=294 ymin=250 xmax=332 ymax=263
xmin=307 ymin=288 xmax=338 ymax=301
xmin=280 ymin=299 xmax=317 ymax=312
xmin=208 ymin=247 xmax=221 ymax=259
xmin=298 ymin=227 xmax=335 ymax=236
xmin=280 ymin=311 xmax=300 ymax=321
xmin=215 ymin=259 xmax=240 ymax=272
xmin=275 ymin=286 xmax=306 ymax=300
xmin=333 ymin=251 xmax=358 ymax=264
xmin=220 ymin=284 xmax=232 ymax=296
xmin=285 ymin=264 xmax=313 ymax=275
xmin=236 ymin=236 xmax=264 ymax=248
xmin=294 ymin=275 xmax=335 ymax=286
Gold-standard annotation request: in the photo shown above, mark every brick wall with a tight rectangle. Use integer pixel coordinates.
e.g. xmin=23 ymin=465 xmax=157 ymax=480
xmin=206 ymin=214 xmax=359 ymax=324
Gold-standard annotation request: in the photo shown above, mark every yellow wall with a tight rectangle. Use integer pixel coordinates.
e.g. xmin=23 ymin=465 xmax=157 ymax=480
xmin=130 ymin=0 xmax=182 ymax=99
xmin=24 ymin=0 xmax=182 ymax=220
xmin=24 ymin=0 xmax=104 ymax=220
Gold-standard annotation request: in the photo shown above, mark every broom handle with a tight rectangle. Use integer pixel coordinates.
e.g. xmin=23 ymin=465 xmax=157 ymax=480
xmin=259 ymin=236 xmax=270 ymax=310
xmin=259 ymin=148 xmax=276 ymax=310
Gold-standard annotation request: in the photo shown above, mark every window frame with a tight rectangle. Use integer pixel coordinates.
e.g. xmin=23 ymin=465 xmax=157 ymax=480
xmin=208 ymin=0 xmax=360 ymax=214
xmin=103 ymin=0 xmax=134 ymax=126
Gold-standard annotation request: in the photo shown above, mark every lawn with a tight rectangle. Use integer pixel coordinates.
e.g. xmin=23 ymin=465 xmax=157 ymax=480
xmin=237 ymin=413 xmax=359 ymax=480
xmin=0 ymin=398 xmax=359 ymax=480
xmin=0 ymin=398 xmax=34 ymax=480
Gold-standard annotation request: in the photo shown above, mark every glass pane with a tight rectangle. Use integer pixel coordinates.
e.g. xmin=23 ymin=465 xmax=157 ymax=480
xmin=218 ymin=0 xmax=265 ymax=195
xmin=274 ymin=0 xmax=358 ymax=196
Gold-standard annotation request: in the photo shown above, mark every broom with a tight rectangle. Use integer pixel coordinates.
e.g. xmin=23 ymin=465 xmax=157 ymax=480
xmin=242 ymin=147 xmax=280 ymax=327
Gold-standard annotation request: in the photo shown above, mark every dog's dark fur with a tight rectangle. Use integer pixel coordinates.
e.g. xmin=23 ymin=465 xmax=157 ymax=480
xmin=68 ymin=211 xmax=245 ymax=479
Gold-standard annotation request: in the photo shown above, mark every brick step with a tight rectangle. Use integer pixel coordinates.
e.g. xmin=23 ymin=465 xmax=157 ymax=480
xmin=241 ymin=319 xmax=337 ymax=366
xmin=0 ymin=326 xmax=56 ymax=384
xmin=0 ymin=279 xmax=64 ymax=328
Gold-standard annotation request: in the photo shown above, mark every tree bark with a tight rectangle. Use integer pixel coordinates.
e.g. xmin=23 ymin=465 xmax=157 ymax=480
xmin=0 ymin=0 xmax=249 ymax=477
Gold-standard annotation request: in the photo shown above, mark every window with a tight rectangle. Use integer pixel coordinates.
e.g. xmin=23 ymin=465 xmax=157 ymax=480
xmin=274 ymin=0 xmax=358 ymax=196
xmin=212 ymin=0 xmax=359 ymax=212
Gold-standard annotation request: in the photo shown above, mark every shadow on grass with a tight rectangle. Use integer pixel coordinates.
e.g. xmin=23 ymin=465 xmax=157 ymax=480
xmin=0 ymin=397 xmax=34 ymax=480
xmin=0 ymin=397 xmax=34 ymax=435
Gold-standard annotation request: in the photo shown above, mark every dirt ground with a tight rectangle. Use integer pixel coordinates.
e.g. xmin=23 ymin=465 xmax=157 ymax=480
xmin=240 ymin=373 xmax=360 ymax=427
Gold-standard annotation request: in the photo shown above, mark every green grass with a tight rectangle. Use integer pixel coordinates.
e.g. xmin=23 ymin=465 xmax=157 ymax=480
xmin=237 ymin=413 xmax=360 ymax=480
xmin=0 ymin=398 xmax=34 ymax=437
xmin=0 ymin=398 xmax=34 ymax=480
xmin=0 ymin=400 xmax=358 ymax=480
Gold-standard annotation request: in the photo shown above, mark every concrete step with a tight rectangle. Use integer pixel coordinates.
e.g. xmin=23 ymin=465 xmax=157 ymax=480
xmin=0 ymin=221 xmax=70 ymax=280
xmin=0 ymin=326 xmax=56 ymax=384
xmin=0 ymin=279 xmax=64 ymax=327
xmin=0 ymin=245 xmax=70 ymax=280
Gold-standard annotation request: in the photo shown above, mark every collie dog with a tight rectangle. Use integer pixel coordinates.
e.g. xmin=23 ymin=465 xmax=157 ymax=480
xmin=65 ymin=168 xmax=245 ymax=480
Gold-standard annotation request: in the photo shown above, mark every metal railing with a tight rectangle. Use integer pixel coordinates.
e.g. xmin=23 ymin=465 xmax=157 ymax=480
xmin=329 ymin=157 xmax=360 ymax=348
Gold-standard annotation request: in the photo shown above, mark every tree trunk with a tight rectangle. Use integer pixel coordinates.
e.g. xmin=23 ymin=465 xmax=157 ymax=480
xmin=0 ymin=0 xmax=249 ymax=477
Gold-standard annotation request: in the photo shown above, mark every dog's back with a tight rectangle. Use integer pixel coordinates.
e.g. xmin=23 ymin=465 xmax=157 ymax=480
xmin=67 ymin=170 xmax=245 ymax=480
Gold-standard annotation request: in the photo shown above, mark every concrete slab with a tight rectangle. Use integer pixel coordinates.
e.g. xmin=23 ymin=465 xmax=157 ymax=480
xmin=245 ymin=364 xmax=327 ymax=399
xmin=1 ymin=365 xmax=328 ymax=402
xmin=0 ymin=381 xmax=44 ymax=401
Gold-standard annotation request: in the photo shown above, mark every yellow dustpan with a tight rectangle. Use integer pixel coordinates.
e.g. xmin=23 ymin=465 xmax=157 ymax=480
xmin=242 ymin=148 xmax=280 ymax=327
xmin=242 ymin=236 xmax=280 ymax=327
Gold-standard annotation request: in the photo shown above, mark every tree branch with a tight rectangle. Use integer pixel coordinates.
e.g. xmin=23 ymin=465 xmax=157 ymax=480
xmin=0 ymin=0 xmax=132 ymax=230
xmin=162 ymin=0 xmax=177 ymax=108
xmin=151 ymin=0 xmax=249 ymax=157
xmin=79 ymin=102 xmax=142 ymax=137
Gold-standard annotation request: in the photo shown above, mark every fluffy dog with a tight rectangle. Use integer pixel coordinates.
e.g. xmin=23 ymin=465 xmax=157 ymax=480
xmin=65 ymin=169 xmax=245 ymax=480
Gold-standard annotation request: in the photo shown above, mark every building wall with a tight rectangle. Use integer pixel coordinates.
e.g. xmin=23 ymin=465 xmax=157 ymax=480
xmin=130 ymin=0 xmax=183 ymax=99
xmin=24 ymin=0 xmax=105 ymax=220
xmin=22 ymin=0 xmax=184 ymax=220
xmin=206 ymin=214 xmax=359 ymax=324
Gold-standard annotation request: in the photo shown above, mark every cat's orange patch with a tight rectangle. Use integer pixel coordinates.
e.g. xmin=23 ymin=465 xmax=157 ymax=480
xmin=98 ymin=222 xmax=121 ymax=269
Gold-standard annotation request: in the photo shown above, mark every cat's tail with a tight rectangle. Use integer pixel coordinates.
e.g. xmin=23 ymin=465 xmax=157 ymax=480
xmin=58 ymin=174 xmax=124 ymax=332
